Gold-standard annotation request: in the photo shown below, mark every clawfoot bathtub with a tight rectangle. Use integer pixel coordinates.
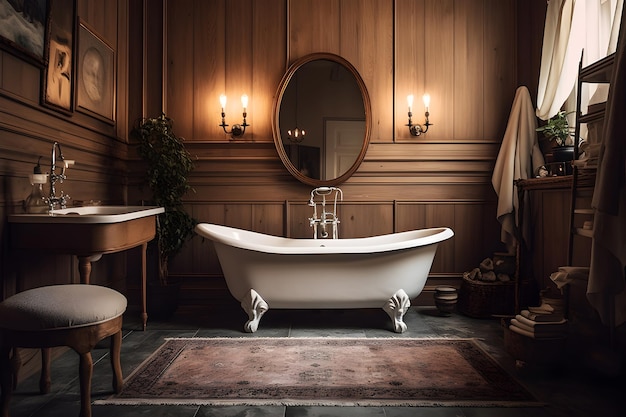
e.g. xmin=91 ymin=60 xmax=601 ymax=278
xmin=195 ymin=223 xmax=453 ymax=333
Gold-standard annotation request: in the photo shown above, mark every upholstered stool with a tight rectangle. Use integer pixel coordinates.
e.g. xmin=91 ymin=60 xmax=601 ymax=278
xmin=0 ymin=285 xmax=127 ymax=417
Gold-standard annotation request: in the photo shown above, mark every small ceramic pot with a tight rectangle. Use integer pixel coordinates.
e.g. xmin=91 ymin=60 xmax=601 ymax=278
xmin=434 ymin=286 xmax=458 ymax=316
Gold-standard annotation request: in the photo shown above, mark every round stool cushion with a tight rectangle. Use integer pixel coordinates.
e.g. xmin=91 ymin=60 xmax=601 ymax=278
xmin=0 ymin=285 xmax=127 ymax=331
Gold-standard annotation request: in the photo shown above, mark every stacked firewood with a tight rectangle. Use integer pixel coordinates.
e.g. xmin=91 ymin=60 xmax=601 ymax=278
xmin=463 ymin=253 xmax=515 ymax=283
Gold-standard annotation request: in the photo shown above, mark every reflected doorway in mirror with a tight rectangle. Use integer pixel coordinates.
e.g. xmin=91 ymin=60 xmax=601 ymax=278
xmin=324 ymin=119 xmax=366 ymax=179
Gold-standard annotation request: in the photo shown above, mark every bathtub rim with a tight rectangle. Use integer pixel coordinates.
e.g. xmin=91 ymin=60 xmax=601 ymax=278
xmin=195 ymin=223 xmax=453 ymax=255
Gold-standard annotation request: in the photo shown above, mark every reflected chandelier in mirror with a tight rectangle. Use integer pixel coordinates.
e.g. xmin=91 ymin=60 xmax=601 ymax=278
xmin=272 ymin=53 xmax=371 ymax=187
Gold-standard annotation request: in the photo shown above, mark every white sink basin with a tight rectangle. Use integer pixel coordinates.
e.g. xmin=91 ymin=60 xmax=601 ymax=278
xmin=8 ymin=206 xmax=164 ymax=224
xmin=8 ymin=205 xmax=165 ymax=255
xmin=8 ymin=205 xmax=165 ymax=331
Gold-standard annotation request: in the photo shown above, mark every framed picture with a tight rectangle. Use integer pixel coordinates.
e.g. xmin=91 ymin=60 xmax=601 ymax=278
xmin=0 ymin=0 xmax=49 ymax=66
xmin=42 ymin=0 xmax=75 ymax=113
xmin=76 ymin=20 xmax=115 ymax=122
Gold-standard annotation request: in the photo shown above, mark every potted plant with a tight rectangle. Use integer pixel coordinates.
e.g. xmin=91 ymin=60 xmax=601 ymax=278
xmin=536 ymin=110 xmax=576 ymax=167
xmin=132 ymin=113 xmax=196 ymax=316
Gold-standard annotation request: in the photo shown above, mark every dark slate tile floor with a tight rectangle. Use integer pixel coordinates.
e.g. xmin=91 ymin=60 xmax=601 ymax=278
xmin=6 ymin=305 xmax=625 ymax=417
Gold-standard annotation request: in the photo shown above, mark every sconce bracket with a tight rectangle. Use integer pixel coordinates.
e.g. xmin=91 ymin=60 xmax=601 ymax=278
xmin=409 ymin=124 xmax=424 ymax=136
xmin=220 ymin=108 xmax=249 ymax=139
xmin=406 ymin=111 xmax=431 ymax=137
xmin=231 ymin=124 xmax=244 ymax=137
xmin=220 ymin=120 xmax=249 ymax=139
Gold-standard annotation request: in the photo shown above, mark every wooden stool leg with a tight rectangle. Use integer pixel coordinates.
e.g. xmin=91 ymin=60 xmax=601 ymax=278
xmin=39 ymin=348 xmax=51 ymax=394
xmin=1 ymin=345 xmax=13 ymax=417
xmin=110 ymin=331 xmax=123 ymax=393
xmin=78 ymin=351 xmax=93 ymax=417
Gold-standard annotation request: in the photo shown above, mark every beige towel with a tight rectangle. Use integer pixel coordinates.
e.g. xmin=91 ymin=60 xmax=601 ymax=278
xmin=492 ymin=86 xmax=546 ymax=254
xmin=550 ymin=266 xmax=590 ymax=289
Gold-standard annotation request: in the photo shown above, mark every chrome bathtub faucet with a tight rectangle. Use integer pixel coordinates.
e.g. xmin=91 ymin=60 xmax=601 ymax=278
xmin=308 ymin=186 xmax=342 ymax=239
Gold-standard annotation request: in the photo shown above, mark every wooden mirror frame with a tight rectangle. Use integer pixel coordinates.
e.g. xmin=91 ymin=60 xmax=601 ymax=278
xmin=272 ymin=53 xmax=371 ymax=187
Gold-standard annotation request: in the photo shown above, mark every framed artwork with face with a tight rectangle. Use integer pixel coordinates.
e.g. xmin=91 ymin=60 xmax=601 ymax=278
xmin=76 ymin=20 xmax=115 ymax=122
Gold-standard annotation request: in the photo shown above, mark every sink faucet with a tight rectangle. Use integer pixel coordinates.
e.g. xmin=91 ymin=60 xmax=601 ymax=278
xmin=47 ymin=142 xmax=72 ymax=212
xmin=308 ymin=187 xmax=342 ymax=239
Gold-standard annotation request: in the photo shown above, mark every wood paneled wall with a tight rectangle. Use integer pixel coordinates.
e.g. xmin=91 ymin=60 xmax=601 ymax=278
xmin=1 ymin=0 xmax=548 ymax=308
xmin=149 ymin=0 xmax=546 ymax=304
xmin=0 ymin=0 xmax=132 ymax=297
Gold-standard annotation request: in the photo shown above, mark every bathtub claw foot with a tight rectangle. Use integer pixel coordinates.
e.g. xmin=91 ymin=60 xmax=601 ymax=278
xmin=383 ymin=289 xmax=411 ymax=333
xmin=242 ymin=289 xmax=269 ymax=333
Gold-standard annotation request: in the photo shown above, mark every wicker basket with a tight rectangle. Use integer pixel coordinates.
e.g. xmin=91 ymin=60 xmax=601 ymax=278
xmin=457 ymin=275 xmax=515 ymax=318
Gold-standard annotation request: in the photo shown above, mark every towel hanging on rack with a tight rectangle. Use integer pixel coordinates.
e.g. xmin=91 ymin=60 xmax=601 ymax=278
xmin=492 ymin=86 xmax=546 ymax=254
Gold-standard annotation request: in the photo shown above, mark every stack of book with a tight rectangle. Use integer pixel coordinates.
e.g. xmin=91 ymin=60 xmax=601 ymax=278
xmin=509 ymin=309 xmax=568 ymax=339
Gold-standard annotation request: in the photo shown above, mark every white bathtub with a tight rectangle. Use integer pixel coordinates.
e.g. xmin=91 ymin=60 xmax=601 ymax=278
xmin=195 ymin=223 xmax=454 ymax=333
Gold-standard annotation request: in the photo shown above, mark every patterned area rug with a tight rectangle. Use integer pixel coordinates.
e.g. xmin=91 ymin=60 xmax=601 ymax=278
xmin=97 ymin=337 xmax=539 ymax=407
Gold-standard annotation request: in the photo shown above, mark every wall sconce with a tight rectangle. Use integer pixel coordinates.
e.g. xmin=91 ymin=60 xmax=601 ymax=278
xmin=406 ymin=94 xmax=432 ymax=136
xmin=219 ymin=94 xmax=249 ymax=138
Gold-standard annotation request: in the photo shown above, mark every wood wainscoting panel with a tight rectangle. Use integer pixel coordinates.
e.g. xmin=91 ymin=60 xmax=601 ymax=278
xmin=395 ymin=202 xmax=455 ymax=273
xmin=453 ymin=0 xmax=485 ymax=140
xmin=0 ymin=53 xmax=41 ymax=104
xmin=335 ymin=202 xmax=394 ymax=238
xmin=340 ymin=0 xmax=393 ymax=143
xmin=287 ymin=201 xmax=393 ymax=239
xmin=192 ymin=0 xmax=222 ymax=140
xmin=287 ymin=202 xmax=316 ymax=238
xmin=483 ymin=0 xmax=516 ymax=140
xmin=251 ymin=203 xmax=286 ymax=236
xmin=171 ymin=202 xmax=286 ymax=276
xmin=288 ymin=0 xmax=341 ymax=58
xmin=423 ymin=0 xmax=455 ymax=141
xmin=454 ymin=201 xmax=503 ymax=273
xmin=177 ymin=204 xmax=227 ymax=278
xmin=166 ymin=0 xmax=194 ymax=140
xmin=224 ymin=0 xmax=253 ymax=138
xmin=394 ymin=0 xmax=425 ymax=142
xmin=77 ymin=0 xmax=118 ymax=45
xmin=395 ymin=201 xmax=500 ymax=275
xmin=252 ymin=0 xmax=287 ymax=141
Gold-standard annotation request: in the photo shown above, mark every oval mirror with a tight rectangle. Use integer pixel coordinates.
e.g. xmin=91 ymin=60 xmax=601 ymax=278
xmin=272 ymin=53 xmax=371 ymax=187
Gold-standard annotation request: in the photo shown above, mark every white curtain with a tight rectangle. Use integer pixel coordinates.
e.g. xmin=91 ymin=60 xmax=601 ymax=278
xmin=536 ymin=0 xmax=623 ymax=122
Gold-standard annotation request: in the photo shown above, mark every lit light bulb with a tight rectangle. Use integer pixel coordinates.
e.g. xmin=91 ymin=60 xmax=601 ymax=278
xmin=407 ymin=94 xmax=414 ymax=113
xmin=423 ymin=94 xmax=430 ymax=112
xmin=219 ymin=95 xmax=227 ymax=111
xmin=241 ymin=94 xmax=248 ymax=112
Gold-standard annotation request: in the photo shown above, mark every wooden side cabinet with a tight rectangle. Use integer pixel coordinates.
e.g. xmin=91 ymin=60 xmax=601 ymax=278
xmin=517 ymin=176 xmax=572 ymax=297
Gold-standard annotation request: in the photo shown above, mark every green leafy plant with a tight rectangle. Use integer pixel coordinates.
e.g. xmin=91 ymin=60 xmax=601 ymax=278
xmin=536 ymin=110 xmax=575 ymax=147
xmin=132 ymin=114 xmax=196 ymax=285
